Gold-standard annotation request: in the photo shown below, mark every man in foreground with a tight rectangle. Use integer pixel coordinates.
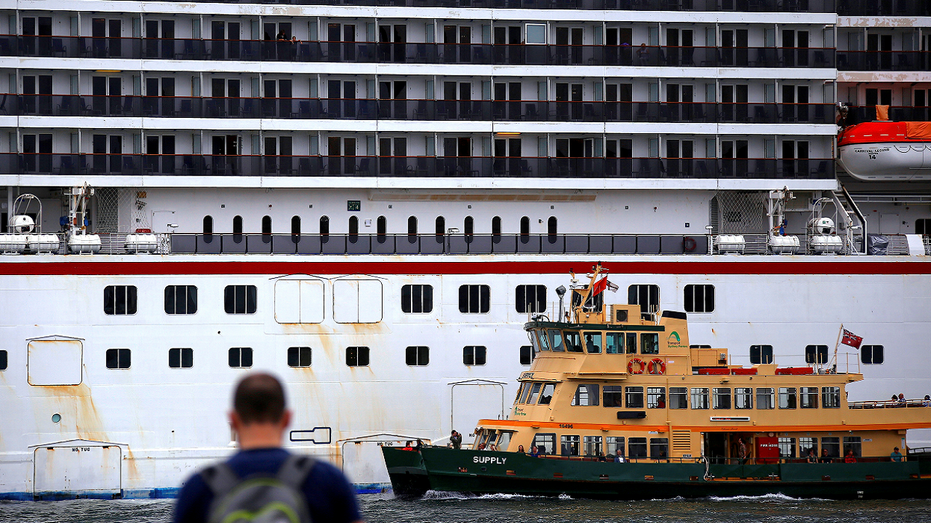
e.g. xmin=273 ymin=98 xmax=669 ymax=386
xmin=174 ymin=373 xmax=363 ymax=523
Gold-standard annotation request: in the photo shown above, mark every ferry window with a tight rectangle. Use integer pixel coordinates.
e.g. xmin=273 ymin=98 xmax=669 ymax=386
xmin=346 ymin=346 xmax=369 ymax=367
xmin=821 ymin=386 xmax=840 ymax=408
xmin=291 ymin=216 xmax=301 ymax=237
xmin=564 ymin=331 xmax=583 ymax=353
xmin=584 ymin=332 xmax=602 ymax=354
xmin=401 ymin=284 xmax=434 ymax=314
xmin=626 ymin=386 xmax=644 ymax=408
xmin=0 ymin=350 xmax=6 ymax=370
xmin=435 ymin=216 xmax=445 ymax=237
xmin=779 ymin=387 xmax=797 ymax=409
xmin=492 ymin=216 xmax=501 ymax=237
xmin=547 ymin=329 xmax=565 ymax=352
xmin=458 ymin=284 xmax=490 ymax=313
xmin=164 ymin=285 xmax=197 ymax=315
xmin=684 ymin=284 xmax=714 ymax=313
xmin=464 ymin=216 xmax=473 ymax=237
xmin=520 ymin=216 xmax=530 ymax=236
xmin=407 ymin=216 xmax=417 ymax=237
xmin=561 ymin=435 xmax=580 ymax=456
xmin=526 ymin=382 xmax=541 ymax=404
xmin=713 ymin=388 xmax=731 ymax=409
xmin=627 ymin=284 xmax=659 ymax=320
xmin=606 ymin=437 xmax=625 ymax=460
xmin=640 ymin=333 xmax=659 ymax=355
xmin=861 ymin=345 xmax=883 ymax=364
xmin=519 ymin=345 xmax=534 ymax=365
xmin=533 ymin=330 xmax=549 ymax=352
xmin=603 ymin=386 xmax=623 ymax=407
xmin=515 ymin=285 xmax=546 ymax=314
xmin=319 ymin=216 xmax=329 ymax=237
xmin=377 ymin=216 xmax=386 ymax=237
xmin=734 ymin=388 xmax=753 ymax=409
xmin=756 ymin=387 xmax=775 ymax=409
xmin=605 ymin=333 xmax=622 ymax=354
xmin=104 ymin=285 xmax=137 ymax=315
xmin=843 ymin=436 xmax=862 ymax=458
xmin=348 ymin=216 xmax=358 ymax=237
xmin=749 ymin=344 xmax=773 ymax=364
xmin=233 ymin=215 xmax=243 ymax=238
xmin=287 ymin=346 xmax=312 ymax=368
xmin=532 ymin=433 xmax=555 ymax=455
xmin=168 ymin=348 xmax=193 ymax=368
xmin=228 ymin=347 xmax=253 ymax=368
xmin=822 ymin=437 xmax=840 ymax=458
xmin=106 ymin=348 xmax=131 ymax=369
xmin=805 ymin=344 xmax=829 ymax=365
xmin=778 ymin=437 xmax=796 ymax=458
xmin=583 ymin=436 xmax=602 ymax=457
xmin=650 ymin=438 xmax=668 ymax=460
xmin=647 ymin=387 xmax=666 ymax=408
xmin=800 ymin=387 xmax=818 ymax=408
xmin=405 ymin=346 xmax=429 ymax=366
xmin=572 ymin=384 xmax=600 ymax=406
xmin=203 ymin=215 xmax=213 ymax=236
xmin=224 ymin=285 xmax=257 ymax=314
xmin=690 ymin=387 xmax=709 ymax=409
xmin=669 ymin=387 xmax=688 ymax=409
xmin=262 ymin=215 xmax=272 ymax=236
xmin=463 ymin=345 xmax=486 ymax=366
xmin=799 ymin=437 xmax=818 ymax=458
xmin=539 ymin=383 xmax=555 ymax=404
xmin=626 ymin=333 xmax=637 ymax=354
xmin=628 ymin=437 xmax=648 ymax=459
xmin=547 ymin=216 xmax=557 ymax=237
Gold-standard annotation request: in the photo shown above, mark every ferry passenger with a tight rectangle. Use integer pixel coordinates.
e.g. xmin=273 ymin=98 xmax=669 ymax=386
xmin=806 ymin=449 xmax=817 ymax=463
xmin=737 ymin=437 xmax=749 ymax=464
xmin=403 ymin=441 xmax=414 ymax=451
xmin=897 ymin=393 xmax=906 ymax=405
xmin=450 ymin=430 xmax=462 ymax=450
xmin=819 ymin=448 xmax=832 ymax=463
xmin=891 ymin=447 xmax=904 ymax=462
xmin=924 ymin=395 xmax=931 ymax=407
xmin=517 ymin=445 xmax=525 ymax=454
xmin=844 ymin=449 xmax=857 ymax=463
xmin=614 ymin=450 xmax=626 ymax=463
xmin=529 ymin=445 xmax=540 ymax=458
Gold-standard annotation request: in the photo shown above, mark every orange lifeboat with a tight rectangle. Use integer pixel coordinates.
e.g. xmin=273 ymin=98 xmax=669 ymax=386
xmin=837 ymin=121 xmax=931 ymax=181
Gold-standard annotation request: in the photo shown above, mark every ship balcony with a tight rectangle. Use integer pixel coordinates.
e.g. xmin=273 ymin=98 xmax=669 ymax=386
xmin=836 ymin=50 xmax=931 ymax=72
xmin=6 ymin=153 xmax=835 ymax=180
xmin=842 ymin=106 xmax=931 ymax=126
xmin=0 ymin=36 xmax=837 ymax=69
xmin=2 ymin=95 xmax=838 ymax=125
xmin=837 ymin=0 xmax=931 ymax=16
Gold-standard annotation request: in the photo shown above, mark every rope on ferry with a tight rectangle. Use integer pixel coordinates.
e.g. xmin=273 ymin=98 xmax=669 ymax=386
xmin=703 ymin=456 xmax=711 ymax=480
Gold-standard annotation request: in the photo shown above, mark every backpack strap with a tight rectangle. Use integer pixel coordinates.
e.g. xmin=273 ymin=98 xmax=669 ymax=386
xmin=200 ymin=463 xmax=241 ymax=496
xmin=276 ymin=454 xmax=317 ymax=488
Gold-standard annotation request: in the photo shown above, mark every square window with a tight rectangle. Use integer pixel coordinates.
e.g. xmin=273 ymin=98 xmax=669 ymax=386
xmin=515 ymin=285 xmax=546 ymax=314
xmin=713 ymin=387 xmax=731 ymax=409
xmin=165 ymin=285 xmax=198 ymax=315
xmin=401 ymin=284 xmax=434 ymax=314
xmin=861 ymin=345 xmax=883 ymax=364
xmin=458 ymin=284 xmax=490 ymax=314
xmin=571 ymin=384 xmax=600 ymax=406
xmin=225 ymin=285 xmax=257 ymax=314
xmin=684 ymin=284 xmax=714 ymax=313
xmin=463 ymin=345 xmax=486 ymax=366
xmin=347 ymin=346 xmax=370 ymax=367
xmin=169 ymin=348 xmax=193 ymax=368
xmin=750 ymin=344 xmax=773 ymax=364
xmin=805 ymin=344 xmax=829 ymax=364
xmin=628 ymin=284 xmax=659 ymax=319
xmin=625 ymin=386 xmax=644 ymax=408
xmin=406 ymin=346 xmax=429 ymax=366
xmin=288 ymin=346 xmax=312 ymax=367
xmin=519 ymin=345 xmax=534 ymax=365
xmin=756 ymin=387 xmax=775 ymax=409
xmin=647 ymin=387 xmax=666 ymax=408
xmin=628 ymin=437 xmax=647 ymax=459
xmin=104 ymin=285 xmax=137 ymax=315
xmin=526 ymin=24 xmax=546 ymax=45
xmin=106 ymin=348 xmax=131 ymax=369
xmin=690 ymin=387 xmax=709 ymax=409
xmin=229 ymin=347 xmax=253 ymax=368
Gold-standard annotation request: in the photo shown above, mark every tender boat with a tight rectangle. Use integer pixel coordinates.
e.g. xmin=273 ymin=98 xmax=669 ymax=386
xmin=837 ymin=121 xmax=931 ymax=181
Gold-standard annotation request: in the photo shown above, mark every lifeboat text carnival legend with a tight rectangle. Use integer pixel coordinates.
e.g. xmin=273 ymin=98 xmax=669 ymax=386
xmin=0 ymin=0 xmax=930 ymax=501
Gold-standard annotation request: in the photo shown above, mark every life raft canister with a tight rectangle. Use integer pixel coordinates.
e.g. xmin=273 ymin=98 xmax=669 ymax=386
xmin=627 ymin=358 xmax=646 ymax=374
xmin=648 ymin=358 xmax=666 ymax=375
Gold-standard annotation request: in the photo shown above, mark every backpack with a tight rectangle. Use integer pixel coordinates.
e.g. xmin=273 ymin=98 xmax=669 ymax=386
xmin=201 ymin=454 xmax=317 ymax=523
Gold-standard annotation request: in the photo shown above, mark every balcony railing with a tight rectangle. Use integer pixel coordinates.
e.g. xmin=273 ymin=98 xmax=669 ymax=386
xmin=4 ymin=154 xmax=835 ymax=179
xmin=0 ymin=35 xmax=835 ymax=68
xmin=837 ymin=51 xmax=931 ymax=71
xmin=3 ymin=95 xmax=837 ymax=125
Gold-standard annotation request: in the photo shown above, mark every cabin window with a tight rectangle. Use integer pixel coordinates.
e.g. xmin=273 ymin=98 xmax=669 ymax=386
xmin=233 ymin=215 xmax=243 ymax=238
xmin=647 ymin=387 xmax=666 ymax=408
xmin=228 ymin=347 xmax=253 ymax=368
xmin=625 ymin=333 xmax=637 ymax=354
xmin=650 ymin=438 xmax=668 ymax=460
xmin=606 ymin=333 xmax=622 ymax=354
xmin=606 ymin=437 xmax=625 ymax=460
xmin=262 ymin=215 xmax=272 ymax=236
xmin=572 ymin=384 xmax=600 ymax=406
xmin=779 ymin=387 xmax=797 ymax=409
xmin=805 ymin=344 xmax=829 ymax=365
xmin=401 ymin=284 xmax=434 ymax=313
xmin=640 ymin=333 xmax=659 ymax=355
xmin=799 ymin=437 xmax=818 ymax=458
xmin=822 ymin=437 xmax=840 ymax=458
xmin=492 ymin=216 xmax=501 ymax=237
xmin=861 ymin=345 xmax=883 ymax=364
xmin=684 ymin=284 xmax=714 ymax=313
xmin=539 ymin=383 xmax=555 ymax=404
xmin=520 ymin=216 xmax=530 ymax=236
xmin=628 ymin=438 xmax=648 ymax=459
xmin=822 ymin=386 xmax=840 ymax=408
xmin=463 ymin=345 xmax=486 ymax=366
xmin=583 ymin=436 xmax=602 ymax=458
xmin=103 ymin=285 xmax=137 ymax=315
xmin=627 ymin=284 xmax=659 ymax=320
xmin=407 ymin=216 xmax=417 ymax=237
xmin=584 ymin=332 xmax=602 ymax=353
xmin=203 ymin=215 xmax=213 ymax=236
xmin=525 ymin=383 xmax=541 ymax=404
xmin=532 ymin=433 xmax=556 ymax=455
xmin=564 ymin=331 xmax=583 ymax=353
xmin=346 ymin=346 xmax=370 ymax=367
xmin=169 ymin=348 xmax=193 ymax=368
xmin=106 ymin=348 xmax=131 ymax=369
xmin=319 ymin=216 xmax=329 ymax=236
xmin=0 ymin=350 xmax=7 ymax=370
xmin=778 ymin=437 xmax=796 ymax=458
xmin=561 ymin=435 xmax=580 ymax=456
xmin=520 ymin=345 xmax=534 ymax=365
xmin=164 ymin=285 xmax=197 ymax=315
xmin=458 ymin=284 xmax=490 ymax=313
xmin=224 ymin=285 xmax=257 ymax=314
xmin=756 ymin=387 xmax=775 ymax=409
xmin=546 ymin=329 xmax=565 ymax=352
xmin=713 ymin=388 xmax=731 ymax=409
xmin=377 ymin=216 xmax=386 ymax=237
xmin=291 ymin=216 xmax=301 ymax=237
xmin=287 ymin=347 xmax=312 ymax=368
xmin=405 ymin=346 xmax=429 ymax=366
xmin=532 ymin=330 xmax=548 ymax=352
xmin=515 ymin=285 xmax=546 ymax=313
xmin=843 ymin=436 xmax=862 ymax=458
xmin=464 ymin=216 xmax=473 ymax=237
xmin=749 ymin=344 xmax=774 ymax=364
xmin=690 ymin=387 xmax=709 ymax=409
xmin=604 ymin=386 xmax=623 ymax=407
xmin=800 ymin=387 xmax=818 ymax=408
xmin=435 ymin=216 xmax=445 ymax=237
xmin=669 ymin=387 xmax=688 ymax=409
xmin=735 ymin=388 xmax=753 ymax=409
xmin=626 ymin=386 xmax=644 ymax=408
xmin=348 ymin=216 xmax=358 ymax=237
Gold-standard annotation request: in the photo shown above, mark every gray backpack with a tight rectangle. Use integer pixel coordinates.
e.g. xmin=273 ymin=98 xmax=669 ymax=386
xmin=201 ymin=455 xmax=316 ymax=523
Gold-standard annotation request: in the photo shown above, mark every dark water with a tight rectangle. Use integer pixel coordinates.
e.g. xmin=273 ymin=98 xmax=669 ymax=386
xmin=2 ymin=493 xmax=930 ymax=523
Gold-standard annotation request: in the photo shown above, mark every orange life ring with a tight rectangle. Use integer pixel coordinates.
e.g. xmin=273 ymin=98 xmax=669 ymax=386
xmin=648 ymin=358 xmax=666 ymax=375
xmin=627 ymin=358 xmax=645 ymax=374
xmin=683 ymin=236 xmax=697 ymax=252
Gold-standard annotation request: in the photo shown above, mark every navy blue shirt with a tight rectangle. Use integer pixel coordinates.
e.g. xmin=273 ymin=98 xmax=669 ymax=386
xmin=173 ymin=448 xmax=362 ymax=523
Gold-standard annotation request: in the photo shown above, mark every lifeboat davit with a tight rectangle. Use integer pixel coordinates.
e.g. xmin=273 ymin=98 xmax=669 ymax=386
xmin=837 ymin=121 xmax=931 ymax=181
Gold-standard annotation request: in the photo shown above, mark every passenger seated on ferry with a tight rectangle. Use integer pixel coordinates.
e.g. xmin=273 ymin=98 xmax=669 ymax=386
xmin=585 ymin=335 xmax=598 ymax=353
xmin=614 ymin=451 xmax=625 ymax=463
xmin=403 ymin=441 xmax=414 ymax=451
xmin=844 ymin=449 xmax=856 ymax=463
xmin=656 ymin=396 xmax=666 ymax=409
xmin=924 ymin=395 xmax=931 ymax=407
xmin=818 ymin=448 xmax=832 ymax=463
xmin=891 ymin=447 xmax=903 ymax=462
xmin=529 ymin=445 xmax=540 ymax=457
xmin=598 ymin=452 xmax=607 ymax=462
xmin=806 ymin=449 xmax=817 ymax=463
xmin=897 ymin=393 xmax=906 ymax=404
xmin=517 ymin=445 xmax=525 ymax=454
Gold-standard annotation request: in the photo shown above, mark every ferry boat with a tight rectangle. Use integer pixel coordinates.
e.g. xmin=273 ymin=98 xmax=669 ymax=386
xmin=382 ymin=265 xmax=931 ymax=500
xmin=1 ymin=0 xmax=931 ymax=501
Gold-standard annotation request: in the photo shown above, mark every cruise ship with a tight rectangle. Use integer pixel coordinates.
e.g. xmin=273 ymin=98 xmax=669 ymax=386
xmin=0 ymin=0 xmax=929 ymax=500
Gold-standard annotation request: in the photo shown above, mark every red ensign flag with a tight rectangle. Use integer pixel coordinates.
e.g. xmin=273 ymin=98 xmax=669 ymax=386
xmin=841 ymin=329 xmax=863 ymax=349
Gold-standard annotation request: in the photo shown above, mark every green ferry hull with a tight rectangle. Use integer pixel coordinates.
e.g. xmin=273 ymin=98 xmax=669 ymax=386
xmin=383 ymin=447 xmax=931 ymax=500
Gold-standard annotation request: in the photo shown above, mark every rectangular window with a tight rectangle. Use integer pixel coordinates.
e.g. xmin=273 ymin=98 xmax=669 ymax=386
xmin=515 ymin=285 xmax=546 ymax=313
xmin=539 ymin=383 xmax=555 ymax=404
xmin=843 ymin=436 xmax=862 ymax=457
xmin=104 ymin=285 xmax=137 ymax=315
xmin=572 ymin=384 xmax=600 ymax=406
xmin=288 ymin=346 xmax=312 ymax=367
xmin=684 ymin=284 xmax=714 ymax=313
xmin=628 ymin=284 xmax=659 ymax=319
xmin=401 ymin=284 xmax=433 ymax=313
xmin=519 ymin=345 xmax=534 ymax=365
xmin=526 ymin=382 xmax=542 ymax=404
xmin=603 ymin=386 xmax=623 ymax=407
xmin=532 ymin=433 xmax=555 ymax=455
xmin=800 ymin=387 xmax=818 ymax=408
xmin=735 ymin=387 xmax=753 ymax=409
xmin=229 ymin=347 xmax=253 ymax=368
xmin=563 ymin=331 xmax=584 ymax=353
xmin=805 ymin=344 xmax=828 ymax=364
xmin=583 ymin=332 xmax=602 ymax=353
xmin=822 ymin=386 xmax=840 ymax=408
xmin=583 ymin=436 xmax=603 ymax=457
xmin=647 ymin=387 xmax=666 ymax=408
xmin=458 ymin=284 xmax=490 ymax=313
xmin=225 ymin=285 xmax=257 ymax=314
xmin=799 ymin=437 xmax=818 ymax=459
xmin=779 ymin=387 xmax=797 ymax=409
xmin=713 ymin=388 xmax=731 ymax=409
xmin=822 ymin=436 xmax=840 ymax=458
xmin=560 ymin=435 xmax=580 ymax=456
xmin=406 ymin=346 xmax=429 ymax=366
xmin=861 ymin=345 xmax=884 ymax=364
xmin=605 ymin=332 xmax=624 ymax=354
xmin=626 ymin=386 xmax=644 ymax=408
xmin=164 ymin=285 xmax=197 ymax=314
xmin=691 ymin=387 xmax=709 ymax=409
xmin=750 ymin=344 xmax=773 ymax=364
xmin=168 ymin=347 xmax=193 ymax=368
xmin=606 ymin=436 xmax=625 ymax=460
xmin=628 ymin=437 xmax=647 ymax=459
xmin=625 ymin=333 xmax=637 ymax=354
xmin=669 ymin=387 xmax=688 ymax=409
xmin=640 ymin=333 xmax=659 ymax=355
xmin=778 ymin=437 xmax=796 ymax=458
xmin=347 ymin=346 xmax=370 ymax=367
xmin=463 ymin=345 xmax=486 ymax=365
xmin=546 ymin=329 xmax=565 ymax=352
xmin=0 ymin=349 xmax=6 ymax=370
xmin=650 ymin=438 xmax=668 ymax=460
xmin=526 ymin=23 xmax=546 ymax=45
xmin=756 ymin=387 xmax=775 ymax=409
xmin=106 ymin=348 xmax=131 ymax=369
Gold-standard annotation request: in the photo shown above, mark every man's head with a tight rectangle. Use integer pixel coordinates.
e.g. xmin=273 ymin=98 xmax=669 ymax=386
xmin=230 ymin=373 xmax=292 ymax=449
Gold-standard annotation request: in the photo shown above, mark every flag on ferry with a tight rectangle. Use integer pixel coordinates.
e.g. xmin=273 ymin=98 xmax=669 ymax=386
xmin=591 ymin=276 xmax=619 ymax=296
xmin=841 ymin=329 xmax=863 ymax=349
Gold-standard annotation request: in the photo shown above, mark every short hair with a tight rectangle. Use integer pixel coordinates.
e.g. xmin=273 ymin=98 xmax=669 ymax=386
xmin=233 ymin=373 xmax=287 ymax=424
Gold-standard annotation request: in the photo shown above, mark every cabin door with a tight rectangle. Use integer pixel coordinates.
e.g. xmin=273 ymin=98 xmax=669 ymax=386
xmin=704 ymin=433 xmax=728 ymax=464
